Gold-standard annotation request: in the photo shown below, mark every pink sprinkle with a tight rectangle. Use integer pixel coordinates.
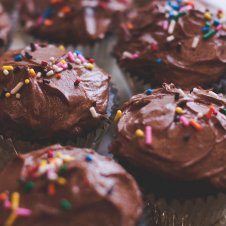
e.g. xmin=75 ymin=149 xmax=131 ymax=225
xmin=163 ymin=20 xmax=169 ymax=30
xmin=68 ymin=51 xmax=75 ymax=63
xmin=180 ymin=5 xmax=193 ymax=12
xmin=132 ymin=53 xmax=139 ymax=59
xmin=216 ymin=24 xmax=222 ymax=31
xmin=180 ymin=116 xmax=189 ymax=126
xmin=145 ymin=126 xmax=152 ymax=145
xmin=36 ymin=17 xmax=43 ymax=26
xmin=57 ymin=62 xmax=68 ymax=69
xmin=16 ymin=208 xmax=32 ymax=217
xmin=78 ymin=55 xmax=86 ymax=63
xmin=4 ymin=199 xmax=11 ymax=208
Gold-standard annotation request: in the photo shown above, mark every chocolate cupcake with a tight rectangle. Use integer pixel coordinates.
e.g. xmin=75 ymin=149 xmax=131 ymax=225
xmin=0 ymin=3 xmax=12 ymax=53
xmin=115 ymin=0 xmax=226 ymax=89
xmin=19 ymin=0 xmax=133 ymax=45
xmin=0 ymin=43 xmax=111 ymax=149
xmin=111 ymin=83 xmax=226 ymax=190
xmin=0 ymin=144 xmax=142 ymax=226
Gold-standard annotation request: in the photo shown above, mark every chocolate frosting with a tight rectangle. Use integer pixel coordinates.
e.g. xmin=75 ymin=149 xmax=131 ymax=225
xmin=0 ymin=44 xmax=110 ymax=141
xmin=0 ymin=3 xmax=11 ymax=52
xmin=115 ymin=0 xmax=226 ymax=89
xmin=19 ymin=0 xmax=133 ymax=45
xmin=111 ymin=83 xmax=226 ymax=190
xmin=0 ymin=144 xmax=142 ymax=226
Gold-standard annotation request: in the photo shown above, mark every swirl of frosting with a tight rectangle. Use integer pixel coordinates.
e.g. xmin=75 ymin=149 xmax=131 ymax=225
xmin=19 ymin=0 xmax=133 ymax=45
xmin=115 ymin=0 xmax=226 ymax=89
xmin=111 ymin=83 xmax=226 ymax=189
xmin=0 ymin=44 xmax=110 ymax=141
xmin=0 ymin=144 xmax=142 ymax=226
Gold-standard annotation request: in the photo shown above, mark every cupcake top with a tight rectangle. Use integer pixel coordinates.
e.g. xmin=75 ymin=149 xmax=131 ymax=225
xmin=0 ymin=144 xmax=142 ymax=226
xmin=115 ymin=0 xmax=226 ymax=89
xmin=19 ymin=0 xmax=133 ymax=45
xmin=0 ymin=3 xmax=12 ymax=52
xmin=112 ymin=84 xmax=226 ymax=189
xmin=0 ymin=43 xmax=110 ymax=141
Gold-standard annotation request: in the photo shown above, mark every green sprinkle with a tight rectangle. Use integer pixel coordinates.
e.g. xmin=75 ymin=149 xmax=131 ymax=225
xmin=203 ymin=30 xmax=216 ymax=40
xmin=58 ymin=165 xmax=67 ymax=175
xmin=60 ymin=199 xmax=72 ymax=210
xmin=205 ymin=21 xmax=211 ymax=27
xmin=23 ymin=181 xmax=34 ymax=192
xmin=174 ymin=11 xmax=187 ymax=20
xmin=220 ymin=108 xmax=226 ymax=116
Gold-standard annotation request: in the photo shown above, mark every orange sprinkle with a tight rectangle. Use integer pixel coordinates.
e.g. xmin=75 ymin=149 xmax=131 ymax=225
xmin=190 ymin=119 xmax=202 ymax=130
xmin=126 ymin=22 xmax=134 ymax=30
xmin=206 ymin=106 xmax=215 ymax=119
xmin=60 ymin=6 xmax=71 ymax=14
xmin=48 ymin=183 xmax=55 ymax=196
xmin=44 ymin=19 xmax=54 ymax=27
xmin=55 ymin=73 xmax=61 ymax=79
xmin=50 ymin=0 xmax=62 ymax=4
xmin=0 ymin=192 xmax=7 ymax=201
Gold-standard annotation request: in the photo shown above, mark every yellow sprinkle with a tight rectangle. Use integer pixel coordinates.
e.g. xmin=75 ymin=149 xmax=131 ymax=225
xmin=2 ymin=66 xmax=14 ymax=71
xmin=11 ymin=192 xmax=20 ymax=210
xmin=4 ymin=212 xmax=17 ymax=226
xmin=59 ymin=45 xmax=65 ymax=51
xmin=28 ymin=69 xmax=36 ymax=77
xmin=176 ymin=107 xmax=184 ymax=115
xmin=58 ymin=177 xmax=67 ymax=185
xmin=85 ymin=63 xmax=94 ymax=70
xmin=60 ymin=60 xmax=66 ymax=64
xmin=24 ymin=79 xmax=30 ymax=85
xmin=5 ymin=92 xmax=11 ymax=98
xmin=204 ymin=12 xmax=212 ymax=20
xmin=114 ymin=110 xmax=122 ymax=123
xmin=135 ymin=129 xmax=144 ymax=138
xmin=41 ymin=160 xmax=47 ymax=166
xmin=56 ymin=152 xmax=62 ymax=158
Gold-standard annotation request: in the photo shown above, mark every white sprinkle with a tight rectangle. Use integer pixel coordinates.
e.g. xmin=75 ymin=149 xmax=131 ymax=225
xmin=192 ymin=88 xmax=199 ymax=94
xmin=166 ymin=35 xmax=175 ymax=42
xmin=3 ymin=69 xmax=9 ymax=75
xmin=192 ymin=36 xmax=200 ymax=49
xmin=46 ymin=70 xmax=54 ymax=77
xmin=53 ymin=65 xmax=63 ymax=72
xmin=37 ymin=72 xmax=42 ymax=78
xmin=89 ymin=107 xmax=99 ymax=118
xmin=122 ymin=51 xmax=133 ymax=59
xmin=168 ymin=20 xmax=176 ymax=34
xmin=58 ymin=12 xmax=64 ymax=18
xmin=16 ymin=93 xmax=21 ymax=99
xmin=75 ymin=59 xmax=81 ymax=64
xmin=10 ymin=82 xmax=24 ymax=95
xmin=177 ymin=88 xmax=186 ymax=97
xmin=208 ymin=91 xmax=219 ymax=98
xmin=49 ymin=57 xmax=55 ymax=62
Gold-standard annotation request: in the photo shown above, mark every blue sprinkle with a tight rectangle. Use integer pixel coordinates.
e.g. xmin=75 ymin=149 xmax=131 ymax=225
xmin=202 ymin=26 xmax=209 ymax=33
xmin=14 ymin=55 xmax=23 ymax=61
xmin=85 ymin=155 xmax=93 ymax=162
xmin=146 ymin=89 xmax=153 ymax=95
xmin=42 ymin=6 xmax=54 ymax=19
xmin=171 ymin=3 xmax=180 ymax=11
xmin=74 ymin=50 xmax=82 ymax=56
xmin=156 ymin=58 xmax=162 ymax=64
xmin=213 ymin=19 xmax=220 ymax=27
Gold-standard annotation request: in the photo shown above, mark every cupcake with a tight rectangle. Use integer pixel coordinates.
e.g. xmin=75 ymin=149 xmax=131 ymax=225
xmin=114 ymin=0 xmax=226 ymax=89
xmin=111 ymin=83 xmax=226 ymax=190
xmin=0 ymin=144 xmax=142 ymax=226
xmin=0 ymin=3 xmax=12 ymax=53
xmin=18 ymin=0 xmax=133 ymax=45
xmin=0 ymin=43 xmax=111 ymax=150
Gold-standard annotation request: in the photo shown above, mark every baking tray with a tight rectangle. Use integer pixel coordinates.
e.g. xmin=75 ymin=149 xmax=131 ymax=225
xmin=1 ymin=0 xmax=226 ymax=226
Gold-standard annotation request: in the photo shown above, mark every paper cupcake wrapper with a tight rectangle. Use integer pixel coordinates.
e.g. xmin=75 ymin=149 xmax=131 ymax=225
xmin=138 ymin=192 xmax=226 ymax=226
